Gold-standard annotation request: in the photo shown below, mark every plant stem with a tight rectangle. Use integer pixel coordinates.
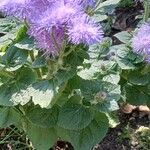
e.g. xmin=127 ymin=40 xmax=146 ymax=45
xmin=0 ymin=70 xmax=14 ymax=79
xmin=141 ymin=64 xmax=150 ymax=74
xmin=63 ymin=45 xmax=75 ymax=57
xmin=51 ymin=31 xmax=61 ymax=52
xmin=143 ymin=0 xmax=150 ymax=22
xmin=46 ymin=59 xmax=56 ymax=79
xmin=29 ymin=51 xmax=42 ymax=78
xmin=94 ymin=0 xmax=103 ymax=12
xmin=29 ymin=51 xmax=34 ymax=62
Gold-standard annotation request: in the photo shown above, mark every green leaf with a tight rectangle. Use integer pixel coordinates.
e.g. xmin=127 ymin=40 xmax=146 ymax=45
xmin=78 ymin=60 xmax=116 ymax=80
xmin=58 ymin=103 xmax=94 ymax=130
xmin=95 ymin=0 xmax=121 ymax=13
xmin=81 ymin=79 xmax=120 ymax=103
xmin=103 ymin=74 xmax=120 ymax=85
xmin=0 ymin=68 xmax=36 ymax=106
xmin=27 ymin=80 xmax=56 ymax=108
xmin=93 ymin=82 xmax=120 ymax=112
xmin=88 ymin=44 xmax=101 ymax=59
xmin=128 ymin=71 xmax=150 ymax=85
xmin=26 ymin=106 xmax=59 ymax=128
xmin=0 ymin=17 xmax=17 ymax=34
xmin=68 ymin=76 xmax=121 ymax=109
xmin=114 ymin=31 xmax=132 ymax=44
xmin=16 ymin=67 xmax=37 ymax=85
xmin=1 ymin=46 xmax=28 ymax=71
xmin=0 ymin=33 xmax=15 ymax=51
xmin=0 ymin=107 xmax=22 ymax=128
xmin=96 ymin=0 xmax=121 ymax=9
xmin=103 ymin=82 xmax=121 ymax=101
xmin=93 ymin=13 xmax=108 ymax=22
xmin=32 ymin=56 xmax=46 ymax=68
xmin=15 ymin=36 xmax=36 ymax=51
xmin=106 ymin=113 xmax=120 ymax=128
xmin=23 ymin=121 xmax=57 ymax=150
xmin=125 ymin=84 xmax=150 ymax=106
xmin=0 ymin=77 xmax=57 ymax=108
xmin=15 ymin=25 xmax=27 ymax=42
xmin=77 ymin=67 xmax=96 ymax=80
xmin=0 ymin=70 xmax=14 ymax=86
xmin=88 ymin=40 xmax=111 ymax=60
xmin=55 ymin=93 xmax=69 ymax=107
xmin=0 ymin=18 xmax=23 ymax=51
xmin=66 ymin=45 xmax=89 ymax=66
xmin=116 ymin=57 xmax=135 ymax=70
xmin=111 ymin=44 xmax=138 ymax=69
xmin=0 ymin=84 xmax=17 ymax=106
xmin=57 ymin=112 xmax=109 ymax=150
xmin=95 ymin=99 xmax=119 ymax=112
xmin=54 ymin=68 xmax=76 ymax=86
xmin=79 ymin=80 xmax=102 ymax=102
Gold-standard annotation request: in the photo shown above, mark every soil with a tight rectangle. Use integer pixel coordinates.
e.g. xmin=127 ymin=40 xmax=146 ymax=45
xmin=93 ymin=109 xmax=150 ymax=150
xmin=0 ymin=127 xmax=30 ymax=150
xmin=110 ymin=1 xmax=143 ymax=45
xmin=113 ymin=2 xmax=143 ymax=31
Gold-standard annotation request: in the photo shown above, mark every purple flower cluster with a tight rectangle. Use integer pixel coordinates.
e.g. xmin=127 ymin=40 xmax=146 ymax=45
xmin=132 ymin=23 xmax=150 ymax=62
xmin=0 ymin=0 xmax=103 ymax=56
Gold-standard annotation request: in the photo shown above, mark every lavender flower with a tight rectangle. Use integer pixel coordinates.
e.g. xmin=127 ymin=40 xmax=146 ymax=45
xmin=0 ymin=0 xmax=53 ymax=20
xmin=30 ymin=0 xmax=83 ymax=30
xmin=132 ymin=23 xmax=150 ymax=62
xmin=28 ymin=0 xmax=84 ymax=55
xmin=0 ymin=0 xmax=28 ymax=19
xmin=65 ymin=0 xmax=96 ymax=8
xmin=1 ymin=0 xmax=103 ymax=56
xmin=28 ymin=26 xmax=64 ymax=56
xmin=81 ymin=0 xmax=96 ymax=8
xmin=68 ymin=15 xmax=103 ymax=45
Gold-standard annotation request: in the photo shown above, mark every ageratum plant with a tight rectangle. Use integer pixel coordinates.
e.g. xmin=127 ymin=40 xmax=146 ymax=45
xmin=0 ymin=0 xmax=150 ymax=150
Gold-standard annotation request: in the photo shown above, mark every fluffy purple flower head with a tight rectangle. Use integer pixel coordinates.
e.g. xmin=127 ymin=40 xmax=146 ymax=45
xmin=0 ymin=0 xmax=28 ymax=19
xmin=29 ymin=26 xmax=64 ymax=56
xmin=81 ymin=0 xmax=96 ymax=8
xmin=68 ymin=15 xmax=103 ymax=45
xmin=27 ymin=0 xmax=54 ymax=17
xmin=30 ymin=0 xmax=83 ymax=30
xmin=65 ymin=0 xmax=96 ymax=8
xmin=0 ymin=0 xmax=53 ymax=21
xmin=1 ymin=0 xmax=103 ymax=56
xmin=132 ymin=23 xmax=150 ymax=62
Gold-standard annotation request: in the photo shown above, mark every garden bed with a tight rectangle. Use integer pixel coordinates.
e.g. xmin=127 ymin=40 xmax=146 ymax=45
xmin=0 ymin=0 xmax=150 ymax=150
xmin=0 ymin=108 xmax=149 ymax=150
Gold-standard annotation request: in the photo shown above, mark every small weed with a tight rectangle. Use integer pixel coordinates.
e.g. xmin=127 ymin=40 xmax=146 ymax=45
xmin=135 ymin=126 xmax=150 ymax=150
xmin=118 ymin=124 xmax=132 ymax=142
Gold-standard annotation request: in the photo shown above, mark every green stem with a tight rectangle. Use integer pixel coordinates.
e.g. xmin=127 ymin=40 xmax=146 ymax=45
xmin=29 ymin=51 xmax=34 ymax=62
xmin=46 ymin=28 xmax=68 ymax=79
xmin=143 ymin=0 xmax=150 ymax=22
xmin=141 ymin=64 xmax=150 ymax=74
xmin=18 ymin=105 xmax=26 ymax=116
xmin=46 ymin=37 xmax=65 ymax=79
xmin=63 ymin=45 xmax=75 ymax=57
xmin=29 ymin=51 xmax=42 ymax=78
xmin=93 ymin=0 xmax=103 ymax=13
xmin=46 ymin=59 xmax=56 ymax=79
xmin=0 ymin=70 xmax=14 ymax=79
